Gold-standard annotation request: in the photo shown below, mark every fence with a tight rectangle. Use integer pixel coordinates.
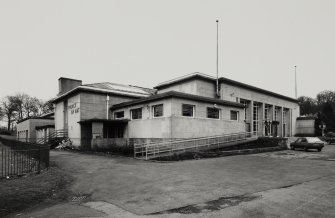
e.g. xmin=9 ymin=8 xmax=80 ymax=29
xmin=134 ymin=131 xmax=258 ymax=159
xmin=0 ymin=137 xmax=50 ymax=179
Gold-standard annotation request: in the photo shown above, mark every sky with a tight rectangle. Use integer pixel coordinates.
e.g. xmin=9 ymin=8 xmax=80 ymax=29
xmin=0 ymin=0 xmax=334 ymax=101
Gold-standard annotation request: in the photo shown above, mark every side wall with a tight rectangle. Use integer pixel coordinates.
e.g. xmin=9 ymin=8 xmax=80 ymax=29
xmin=296 ymin=119 xmax=315 ymax=135
xmin=17 ymin=119 xmax=54 ymax=142
xmin=170 ymin=98 xmax=245 ymax=138
xmin=113 ymin=99 xmax=173 ymax=138
xmin=157 ymin=79 xmax=216 ymax=98
xmin=112 ymin=97 xmax=245 ymax=139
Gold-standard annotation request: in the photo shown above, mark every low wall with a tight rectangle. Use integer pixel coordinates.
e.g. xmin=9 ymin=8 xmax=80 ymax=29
xmin=91 ymin=138 xmax=183 ymax=151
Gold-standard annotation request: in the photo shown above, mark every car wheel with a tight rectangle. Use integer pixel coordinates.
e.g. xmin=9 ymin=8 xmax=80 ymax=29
xmin=318 ymin=148 xmax=322 ymax=152
xmin=291 ymin=146 xmax=295 ymax=150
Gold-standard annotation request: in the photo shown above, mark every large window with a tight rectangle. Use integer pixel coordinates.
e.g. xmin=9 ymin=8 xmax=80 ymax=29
xmin=230 ymin=111 xmax=239 ymax=121
xmin=114 ymin=111 xmax=124 ymax=119
xmin=283 ymin=109 xmax=287 ymax=124
xmin=274 ymin=107 xmax=279 ymax=121
xmin=207 ymin=107 xmax=220 ymax=119
xmin=253 ymin=103 xmax=259 ymax=132
xmin=264 ymin=105 xmax=270 ymax=120
xmin=131 ymin=108 xmax=142 ymax=120
xmin=182 ymin=104 xmax=194 ymax=117
xmin=240 ymin=99 xmax=248 ymax=121
xmin=153 ymin=104 xmax=163 ymax=117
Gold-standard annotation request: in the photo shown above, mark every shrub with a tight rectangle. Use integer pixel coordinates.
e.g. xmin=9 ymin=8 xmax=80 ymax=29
xmin=0 ymin=130 xmax=12 ymax=135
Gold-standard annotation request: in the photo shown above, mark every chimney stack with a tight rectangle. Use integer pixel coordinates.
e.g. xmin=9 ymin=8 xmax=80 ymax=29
xmin=58 ymin=77 xmax=82 ymax=95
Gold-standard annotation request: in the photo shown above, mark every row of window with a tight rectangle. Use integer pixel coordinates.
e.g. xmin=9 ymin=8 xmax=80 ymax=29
xmin=114 ymin=104 xmax=240 ymax=121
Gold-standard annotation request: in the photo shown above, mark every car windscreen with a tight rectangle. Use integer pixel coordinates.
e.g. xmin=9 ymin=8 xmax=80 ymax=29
xmin=306 ymin=138 xmax=323 ymax=143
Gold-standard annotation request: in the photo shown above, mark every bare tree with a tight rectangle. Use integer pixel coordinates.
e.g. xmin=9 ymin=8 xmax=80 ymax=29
xmin=1 ymin=96 xmax=17 ymax=131
xmin=37 ymin=99 xmax=54 ymax=115
xmin=23 ymin=96 xmax=39 ymax=117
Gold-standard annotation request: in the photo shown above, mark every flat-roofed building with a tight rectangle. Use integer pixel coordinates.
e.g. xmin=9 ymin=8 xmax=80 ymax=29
xmin=51 ymin=73 xmax=299 ymax=150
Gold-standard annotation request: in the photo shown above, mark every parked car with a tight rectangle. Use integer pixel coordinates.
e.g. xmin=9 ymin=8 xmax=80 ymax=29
xmin=325 ymin=132 xmax=335 ymax=144
xmin=290 ymin=137 xmax=325 ymax=152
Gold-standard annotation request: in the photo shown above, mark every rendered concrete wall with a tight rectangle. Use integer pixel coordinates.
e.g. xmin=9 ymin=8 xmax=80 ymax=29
xmin=113 ymin=99 xmax=173 ymax=138
xmin=80 ymin=92 xmax=137 ymax=120
xmin=67 ymin=94 xmax=81 ymax=146
xmin=220 ymin=83 xmax=299 ymax=136
xmin=17 ymin=119 xmax=54 ymax=142
xmin=157 ymin=79 xmax=216 ymax=98
xmin=112 ymin=97 xmax=245 ymax=139
xmin=170 ymin=98 xmax=245 ymax=138
xmin=296 ymin=119 xmax=315 ymax=135
xmin=54 ymin=101 xmax=64 ymax=130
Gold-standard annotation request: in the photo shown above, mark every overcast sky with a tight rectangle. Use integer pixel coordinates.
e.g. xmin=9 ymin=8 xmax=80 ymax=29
xmin=0 ymin=0 xmax=334 ymax=101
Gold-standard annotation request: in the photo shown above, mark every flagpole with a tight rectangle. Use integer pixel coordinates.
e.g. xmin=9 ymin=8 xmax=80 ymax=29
xmin=216 ymin=20 xmax=219 ymax=97
xmin=295 ymin=65 xmax=297 ymax=98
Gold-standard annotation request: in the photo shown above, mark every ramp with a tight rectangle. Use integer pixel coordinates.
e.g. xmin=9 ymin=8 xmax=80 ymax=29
xmin=134 ymin=132 xmax=258 ymax=160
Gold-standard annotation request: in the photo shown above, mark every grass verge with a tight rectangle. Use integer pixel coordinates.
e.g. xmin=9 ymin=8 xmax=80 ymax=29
xmin=0 ymin=161 xmax=72 ymax=217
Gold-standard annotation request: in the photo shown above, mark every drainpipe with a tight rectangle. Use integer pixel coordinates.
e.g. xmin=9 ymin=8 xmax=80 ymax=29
xmin=106 ymin=95 xmax=110 ymax=119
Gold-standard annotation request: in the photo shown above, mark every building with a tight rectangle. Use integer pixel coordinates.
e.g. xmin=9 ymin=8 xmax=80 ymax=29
xmin=52 ymin=73 xmax=300 ymax=149
xmin=296 ymin=117 xmax=316 ymax=136
xmin=17 ymin=112 xmax=55 ymax=143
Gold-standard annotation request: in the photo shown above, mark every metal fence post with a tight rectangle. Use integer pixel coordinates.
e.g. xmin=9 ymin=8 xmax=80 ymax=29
xmin=145 ymin=145 xmax=148 ymax=160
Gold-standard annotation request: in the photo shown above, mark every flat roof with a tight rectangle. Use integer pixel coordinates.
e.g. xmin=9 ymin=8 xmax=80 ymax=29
xmin=297 ymin=116 xmax=315 ymax=120
xmin=78 ymin=119 xmax=129 ymax=124
xmin=154 ymin=73 xmax=298 ymax=103
xmin=111 ymin=91 xmax=245 ymax=110
xmin=17 ymin=117 xmax=54 ymax=124
xmin=35 ymin=125 xmax=55 ymax=130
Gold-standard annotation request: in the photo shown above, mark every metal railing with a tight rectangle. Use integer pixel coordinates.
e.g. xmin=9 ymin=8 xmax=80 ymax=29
xmin=37 ymin=129 xmax=68 ymax=144
xmin=134 ymin=131 xmax=258 ymax=159
xmin=0 ymin=138 xmax=50 ymax=179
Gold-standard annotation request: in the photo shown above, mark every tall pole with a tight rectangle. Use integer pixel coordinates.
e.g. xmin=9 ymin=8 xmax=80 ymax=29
xmin=294 ymin=65 xmax=297 ymax=99
xmin=216 ymin=20 xmax=219 ymax=97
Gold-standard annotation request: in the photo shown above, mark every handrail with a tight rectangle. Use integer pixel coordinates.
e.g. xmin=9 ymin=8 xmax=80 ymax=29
xmin=37 ymin=129 xmax=68 ymax=144
xmin=134 ymin=131 xmax=258 ymax=159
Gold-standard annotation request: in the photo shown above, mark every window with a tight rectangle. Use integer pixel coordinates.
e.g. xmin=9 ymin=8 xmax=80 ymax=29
xmin=131 ymin=108 xmax=142 ymax=120
xmin=230 ymin=111 xmax=239 ymax=121
xmin=207 ymin=107 xmax=220 ymax=119
xmin=283 ymin=109 xmax=287 ymax=124
xmin=240 ymin=99 xmax=248 ymax=121
xmin=114 ymin=111 xmax=124 ymax=119
xmin=274 ymin=107 xmax=279 ymax=121
xmin=153 ymin=104 xmax=163 ymax=117
xmin=182 ymin=104 xmax=194 ymax=117
xmin=253 ymin=103 xmax=259 ymax=132
xmin=264 ymin=105 xmax=269 ymax=120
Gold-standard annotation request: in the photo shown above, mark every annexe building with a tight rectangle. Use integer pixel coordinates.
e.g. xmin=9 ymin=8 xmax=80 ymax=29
xmin=52 ymin=73 xmax=299 ymax=149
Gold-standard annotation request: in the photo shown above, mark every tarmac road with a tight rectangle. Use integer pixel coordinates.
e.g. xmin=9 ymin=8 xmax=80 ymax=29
xmin=18 ymin=145 xmax=335 ymax=218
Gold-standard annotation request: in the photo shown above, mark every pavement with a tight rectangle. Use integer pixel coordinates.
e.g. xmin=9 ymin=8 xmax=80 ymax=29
xmin=15 ymin=144 xmax=335 ymax=218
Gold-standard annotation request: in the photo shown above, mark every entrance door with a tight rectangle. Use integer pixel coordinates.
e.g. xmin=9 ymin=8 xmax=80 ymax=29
xmin=272 ymin=124 xmax=278 ymax=137
xmin=283 ymin=124 xmax=286 ymax=137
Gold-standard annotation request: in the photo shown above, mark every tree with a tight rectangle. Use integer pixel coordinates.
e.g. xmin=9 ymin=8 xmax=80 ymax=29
xmin=1 ymin=96 xmax=17 ymax=131
xmin=38 ymin=100 xmax=54 ymax=115
xmin=23 ymin=96 xmax=39 ymax=117
xmin=0 ymin=105 xmax=4 ymax=121
xmin=297 ymin=96 xmax=317 ymax=116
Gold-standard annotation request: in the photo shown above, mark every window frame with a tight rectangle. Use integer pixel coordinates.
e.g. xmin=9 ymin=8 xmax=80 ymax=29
xmin=130 ymin=108 xmax=142 ymax=120
xmin=230 ymin=110 xmax=239 ymax=121
xmin=181 ymin=104 xmax=195 ymax=117
xmin=207 ymin=107 xmax=220 ymax=119
xmin=114 ymin=111 xmax=125 ymax=119
xmin=152 ymin=104 xmax=164 ymax=118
